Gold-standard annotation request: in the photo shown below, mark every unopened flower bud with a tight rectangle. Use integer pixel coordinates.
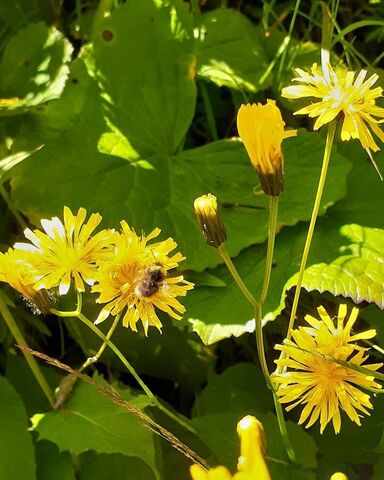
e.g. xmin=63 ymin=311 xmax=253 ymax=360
xmin=194 ymin=194 xmax=227 ymax=248
xmin=237 ymin=100 xmax=296 ymax=196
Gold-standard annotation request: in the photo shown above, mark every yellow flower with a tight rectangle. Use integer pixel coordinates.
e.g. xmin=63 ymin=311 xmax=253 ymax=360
xmin=330 ymin=473 xmax=348 ymax=480
xmin=0 ymin=248 xmax=52 ymax=314
xmin=237 ymin=100 xmax=297 ymax=196
xmin=92 ymin=221 xmax=193 ymax=334
xmin=194 ymin=194 xmax=227 ymax=248
xmin=303 ymin=304 xmax=376 ymax=358
xmin=282 ymin=63 xmax=384 ymax=152
xmin=190 ymin=416 xmax=271 ymax=480
xmin=14 ymin=206 xmax=114 ymax=295
xmin=274 ymin=304 xmax=382 ymax=434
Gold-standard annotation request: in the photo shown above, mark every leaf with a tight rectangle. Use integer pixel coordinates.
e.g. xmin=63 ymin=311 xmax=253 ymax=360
xmin=32 ymin=376 xmax=160 ymax=480
xmin=184 ymin=218 xmax=384 ymax=344
xmin=36 ymin=440 xmax=75 ymax=480
xmin=78 ymin=452 xmax=156 ymax=480
xmin=6 ymin=355 xmax=59 ymax=416
xmin=0 ymin=22 xmax=73 ymax=113
xmin=192 ymin=363 xmax=273 ymax=417
xmin=191 ymin=412 xmax=317 ymax=478
xmin=0 ymin=145 xmax=43 ymax=183
xmin=196 ymin=8 xmax=270 ymax=91
xmin=290 ymin=224 xmax=384 ymax=309
xmin=0 ymin=375 xmax=36 ymax=479
xmin=10 ymin=69 xmax=351 ymax=273
xmin=91 ymin=0 xmax=196 ymax=157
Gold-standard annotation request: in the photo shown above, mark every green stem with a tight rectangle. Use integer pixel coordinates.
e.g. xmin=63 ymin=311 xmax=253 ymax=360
xmin=260 ymin=196 xmax=279 ymax=305
xmin=80 ymin=314 xmax=121 ymax=370
xmin=75 ymin=313 xmax=196 ymax=434
xmin=217 ymin=245 xmax=257 ymax=309
xmin=276 ymin=0 xmax=301 ymax=87
xmin=0 ymin=184 xmax=27 ymax=230
xmin=254 ymin=197 xmax=296 ymax=463
xmin=273 ymin=393 xmax=296 ymax=462
xmin=285 ymin=122 xmax=336 ymax=345
xmin=51 ymin=291 xmax=83 ymax=318
xmin=0 ymin=291 xmax=55 ymax=406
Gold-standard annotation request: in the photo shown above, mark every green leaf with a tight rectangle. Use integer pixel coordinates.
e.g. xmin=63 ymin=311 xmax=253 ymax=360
xmin=0 ymin=22 xmax=73 ymax=113
xmin=32 ymin=376 xmax=160 ymax=480
xmin=192 ymin=363 xmax=273 ymax=417
xmin=374 ymin=455 xmax=384 ymax=480
xmin=197 ymin=8 xmax=269 ymax=91
xmin=78 ymin=452 xmax=156 ymax=480
xmin=91 ymin=0 xmax=196 ymax=157
xmin=0 ymin=375 xmax=36 ymax=479
xmin=36 ymin=440 xmax=75 ymax=480
xmin=0 ymin=145 xmax=43 ymax=183
xmin=11 ymin=77 xmax=350 ymax=272
xmin=290 ymin=224 xmax=384 ymax=309
xmin=184 ymin=218 xmax=384 ymax=344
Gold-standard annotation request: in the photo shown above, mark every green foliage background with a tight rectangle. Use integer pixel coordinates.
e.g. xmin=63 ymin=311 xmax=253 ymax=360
xmin=0 ymin=1 xmax=384 ymax=479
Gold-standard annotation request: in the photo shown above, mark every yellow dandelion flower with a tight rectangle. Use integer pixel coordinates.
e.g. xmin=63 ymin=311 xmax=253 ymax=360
xmin=0 ymin=248 xmax=52 ymax=314
xmin=303 ymin=304 xmax=376 ymax=358
xmin=282 ymin=63 xmax=384 ymax=152
xmin=237 ymin=100 xmax=297 ymax=196
xmin=14 ymin=206 xmax=114 ymax=295
xmin=274 ymin=305 xmax=382 ymax=434
xmin=190 ymin=415 xmax=271 ymax=480
xmin=91 ymin=221 xmax=193 ymax=334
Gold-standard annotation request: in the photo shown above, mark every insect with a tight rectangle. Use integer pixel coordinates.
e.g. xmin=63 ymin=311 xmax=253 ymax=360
xmin=135 ymin=264 xmax=166 ymax=298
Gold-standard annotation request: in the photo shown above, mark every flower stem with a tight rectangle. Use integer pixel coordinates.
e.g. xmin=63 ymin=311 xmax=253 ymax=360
xmin=75 ymin=313 xmax=196 ymax=434
xmin=254 ymin=197 xmax=296 ymax=463
xmin=273 ymin=393 xmax=296 ymax=462
xmin=218 ymin=244 xmax=258 ymax=309
xmin=285 ymin=121 xmax=336 ymax=342
xmin=0 ymin=291 xmax=55 ymax=406
xmin=80 ymin=314 xmax=121 ymax=370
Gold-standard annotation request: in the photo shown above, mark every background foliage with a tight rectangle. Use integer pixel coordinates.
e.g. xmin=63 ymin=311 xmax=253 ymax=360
xmin=0 ymin=0 xmax=384 ymax=479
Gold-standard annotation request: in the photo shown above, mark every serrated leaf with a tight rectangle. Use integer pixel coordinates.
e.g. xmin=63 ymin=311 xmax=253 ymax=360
xmin=288 ymin=224 xmax=384 ymax=308
xmin=32 ymin=376 xmax=159 ymax=479
xmin=197 ymin=8 xmax=270 ymax=91
xmin=184 ymin=218 xmax=384 ymax=344
xmin=0 ymin=22 xmax=73 ymax=113
xmin=0 ymin=375 xmax=36 ymax=479
xmin=91 ymin=0 xmax=196 ymax=157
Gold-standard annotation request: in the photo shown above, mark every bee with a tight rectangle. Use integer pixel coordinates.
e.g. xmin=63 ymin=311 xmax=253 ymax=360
xmin=135 ymin=264 xmax=166 ymax=298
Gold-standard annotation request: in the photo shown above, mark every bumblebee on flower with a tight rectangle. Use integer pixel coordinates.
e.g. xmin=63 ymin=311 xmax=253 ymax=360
xmin=92 ymin=221 xmax=194 ymax=334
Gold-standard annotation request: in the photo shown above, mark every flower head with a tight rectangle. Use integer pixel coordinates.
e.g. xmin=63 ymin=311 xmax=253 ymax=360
xmin=237 ymin=100 xmax=297 ymax=196
xmin=92 ymin=221 xmax=193 ymax=334
xmin=274 ymin=304 xmax=382 ymax=434
xmin=14 ymin=207 xmax=114 ymax=295
xmin=282 ymin=63 xmax=384 ymax=152
xmin=0 ymin=248 xmax=52 ymax=314
xmin=194 ymin=194 xmax=227 ymax=248
xmin=330 ymin=474 xmax=348 ymax=480
xmin=190 ymin=415 xmax=270 ymax=480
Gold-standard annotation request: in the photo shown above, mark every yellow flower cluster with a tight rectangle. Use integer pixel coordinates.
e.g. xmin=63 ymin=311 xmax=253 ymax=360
xmin=0 ymin=206 xmax=193 ymax=333
xmin=274 ymin=304 xmax=382 ymax=434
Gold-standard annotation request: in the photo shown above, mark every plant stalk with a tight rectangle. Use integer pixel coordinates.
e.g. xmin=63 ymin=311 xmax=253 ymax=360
xmin=0 ymin=291 xmax=55 ymax=406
